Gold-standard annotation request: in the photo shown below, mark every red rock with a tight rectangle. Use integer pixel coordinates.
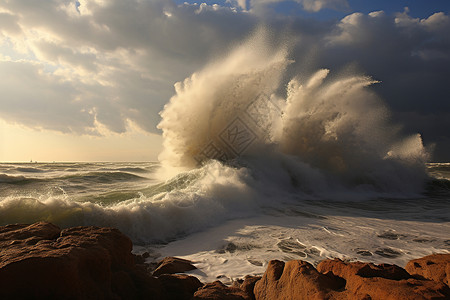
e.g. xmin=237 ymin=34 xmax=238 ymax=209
xmin=318 ymin=260 xmax=411 ymax=281
xmin=406 ymin=254 xmax=450 ymax=287
xmin=158 ymin=273 xmax=203 ymax=300
xmin=3 ymin=222 xmax=449 ymax=300
xmin=233 ymin=275 xmax=261 ymax=300
xmin=193 ymin=280 xmax=250 ymax=300
xmin=254 ymin=260 xmax=347 ymax=300
xmin=317 ymin=259 xmax=450 ymax=300
xmin=153 ymin=256 xmax=197 ymax=276
xmin=0 ymin=222 xmax=163 ymax=299
xmin=254 ymin=258 xmax=450 ymax=300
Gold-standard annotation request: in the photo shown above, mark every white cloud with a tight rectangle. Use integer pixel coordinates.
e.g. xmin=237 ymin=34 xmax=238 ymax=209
xmin=0 ymin=0 xmax=256 ymax=134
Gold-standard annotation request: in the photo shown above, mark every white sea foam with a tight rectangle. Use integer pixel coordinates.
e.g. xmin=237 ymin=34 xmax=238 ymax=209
xmin=0 ymin=161 xmax=260 ymax=243
xmin=139 ymin=214 xmax=449 ymax=284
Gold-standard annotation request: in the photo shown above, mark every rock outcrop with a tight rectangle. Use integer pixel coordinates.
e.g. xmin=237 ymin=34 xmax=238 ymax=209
xmin=158 ymin=273 xmax=203 ymax=300
xmin=233 ymin=275 xmax=261 ymax=300
xmin=254 ymin=258 xmax=450 ymax=300
xmin=153 ymin=256 xmax=197 ymax=276
xmin=254 ymin=260 xmax=346 ymax=300
xmin=405 ymin=254 xmax=450 ymax=287
xmin=193 ymin=280 xmax=251 ymax=300
xmin=1 ymin=222 xmax=450 ymax=300
xmin=0 ymin=221 xmax=163 ymax=299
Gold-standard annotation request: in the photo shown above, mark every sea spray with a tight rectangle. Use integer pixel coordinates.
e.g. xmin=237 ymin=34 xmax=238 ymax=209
xmin=157 ymin=29 xmax=291 ymax=170
xmin=158 ymin=29 xmax=429 ymax=196
xmin=279 ymin=70 xmax=429 ymax=194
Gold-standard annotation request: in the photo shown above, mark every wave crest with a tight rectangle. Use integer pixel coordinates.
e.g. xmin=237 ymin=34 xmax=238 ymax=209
xmin=158 ymin=30 xmax=429 ymax=195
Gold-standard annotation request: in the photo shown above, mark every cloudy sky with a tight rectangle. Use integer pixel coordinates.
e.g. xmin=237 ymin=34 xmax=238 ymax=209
xmin=0 ymin=0 xmax=449 ymax=162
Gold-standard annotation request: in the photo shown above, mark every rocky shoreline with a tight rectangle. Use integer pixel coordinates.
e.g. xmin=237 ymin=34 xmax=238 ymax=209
xmin=0 ymin=222 xmax=448 ymax=299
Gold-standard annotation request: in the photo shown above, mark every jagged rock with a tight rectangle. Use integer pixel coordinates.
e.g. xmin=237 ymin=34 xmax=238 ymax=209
xmin=254 ymin=260 xmax=346 ymax=300
xmin=232 ymin=275 xmax=261 ymax=300
xmin=317 ymin=259 xmax=450 ymax=300
xmin=193 ymin=280 xmax=250 ymax=300
xmin=159 ymin=273 xmax=203 ymax=300
xmin=254 ymin=258 xmax=450 ymax=300
xmin=405 ymin=254 xmax=450 ymax=287
xmin=0 ymin=222 xmax=163 ymax=299
xmin=3 ymin=222 xmax=450 ymax=300
xmin=153 ymin=256 xmax=197 ymax=276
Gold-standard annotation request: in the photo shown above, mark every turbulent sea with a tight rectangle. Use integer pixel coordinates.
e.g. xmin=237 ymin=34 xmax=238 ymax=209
xmin=0 ymin=161 xmax=449 ymax=283
xmin=2 ymin=31 xmax=450 ymax=283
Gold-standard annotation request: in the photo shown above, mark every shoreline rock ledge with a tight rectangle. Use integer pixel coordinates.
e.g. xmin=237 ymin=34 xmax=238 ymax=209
xmin=1 ymin=222 xmax=449 ymax=300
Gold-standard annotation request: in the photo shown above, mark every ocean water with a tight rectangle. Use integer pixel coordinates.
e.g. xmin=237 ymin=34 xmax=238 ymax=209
xmin=0 ymin=161 xmax=449 ymax=283
xmin=1 ymin=31 xmax=450 ymax=283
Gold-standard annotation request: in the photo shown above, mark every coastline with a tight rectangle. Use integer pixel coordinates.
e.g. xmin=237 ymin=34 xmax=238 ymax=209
xmin=1 ymin=222 xmax=448 ymax=299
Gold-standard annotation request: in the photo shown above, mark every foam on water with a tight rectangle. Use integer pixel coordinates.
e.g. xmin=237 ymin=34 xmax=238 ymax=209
xmin=0 ymin=162 xmax=260 ymax=243
xmin=140 ymin=213 xmax=449 ymax=284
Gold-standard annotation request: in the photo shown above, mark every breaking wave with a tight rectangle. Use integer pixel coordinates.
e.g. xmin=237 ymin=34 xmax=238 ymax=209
xmin=157 ymin=29 xmax=429 ymax=197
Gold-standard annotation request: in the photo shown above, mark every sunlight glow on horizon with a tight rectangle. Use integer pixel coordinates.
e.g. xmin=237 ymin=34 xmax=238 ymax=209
xmin=0 ymin=119 xmax=162 ymax=162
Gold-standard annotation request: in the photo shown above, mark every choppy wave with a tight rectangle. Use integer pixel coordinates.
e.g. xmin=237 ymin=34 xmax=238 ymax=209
xmin=0 ymin=171 xmax=147 ymax=186
xmin=0 ymin=174 xmax=32 ymax=184
xmin=113 ymin=167 xmax=150 ymax=173
xmin=15 ymin=167 xmax=47 ymax=173
xmin=1 ymin=161 xmax=448 ymax=245
xmin=60 ymin=171 xmax=147 ymax=184
xmin=0 ymin=162 xmax=258 ymax=243
xmin=425 ymin=178 xmax=450 ymax=199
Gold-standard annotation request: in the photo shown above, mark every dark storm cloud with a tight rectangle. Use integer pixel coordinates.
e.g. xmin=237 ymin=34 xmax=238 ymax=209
xmin=0 ymin=0 xmax=448 ymax=159
xmin=318 ymin=10 xmax=450 ymax=161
